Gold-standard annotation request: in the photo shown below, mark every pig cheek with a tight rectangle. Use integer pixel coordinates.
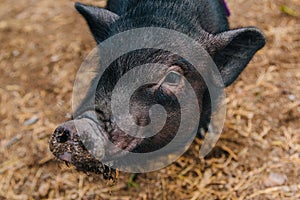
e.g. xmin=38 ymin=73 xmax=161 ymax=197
xmin=151 ymin=111 xmax=180 ymax=143
xmin=129 ymin=102 xmax=152 ymax=127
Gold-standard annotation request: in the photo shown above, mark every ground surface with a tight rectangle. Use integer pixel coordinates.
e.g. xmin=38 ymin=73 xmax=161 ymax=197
xmin=0 ymin=0 xmax=299 ymax=199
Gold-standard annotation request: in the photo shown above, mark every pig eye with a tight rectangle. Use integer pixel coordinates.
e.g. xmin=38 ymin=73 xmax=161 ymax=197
xmin=163 ymin=71 xmax=182 ymax=85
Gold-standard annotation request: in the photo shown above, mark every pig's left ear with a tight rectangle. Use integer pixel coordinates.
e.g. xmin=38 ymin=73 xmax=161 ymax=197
xmin=75 ymin=2 xmax=120 ymax=43
xmin=212 ymin=27 xmax=266 ymax=86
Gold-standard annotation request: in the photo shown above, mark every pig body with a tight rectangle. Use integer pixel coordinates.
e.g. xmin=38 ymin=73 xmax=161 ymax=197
xmin=49 ymin=0 xmax=265 ymax=178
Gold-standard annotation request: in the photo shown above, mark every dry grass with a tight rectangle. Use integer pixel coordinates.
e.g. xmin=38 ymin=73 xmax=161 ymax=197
xmin=0 ymin=0 xmax=299 ymax=199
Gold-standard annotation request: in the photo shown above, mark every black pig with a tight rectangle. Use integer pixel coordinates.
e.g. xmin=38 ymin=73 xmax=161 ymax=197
xmin=49 ymin=0 xmax=265 ymax=179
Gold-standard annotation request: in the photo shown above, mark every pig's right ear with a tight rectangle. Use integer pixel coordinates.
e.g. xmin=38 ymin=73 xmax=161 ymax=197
xmin=211 ymin=27 xmax=266 ymax=87
xmin=75 ymin=2 xmax=120 ymax=43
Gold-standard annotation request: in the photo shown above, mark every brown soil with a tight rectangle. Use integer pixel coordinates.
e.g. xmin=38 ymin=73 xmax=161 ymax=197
xmin=0 ymin=0 xmax=299 ymax=199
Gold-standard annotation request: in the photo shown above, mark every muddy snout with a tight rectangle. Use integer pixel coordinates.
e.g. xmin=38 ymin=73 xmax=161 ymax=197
xmin=52 ymin=123 xmax=76 ymax=144
xmin=49 ymin=120 xmax=81 ymax=153
xmin=49 ymin=117 xmax=107 ymax=162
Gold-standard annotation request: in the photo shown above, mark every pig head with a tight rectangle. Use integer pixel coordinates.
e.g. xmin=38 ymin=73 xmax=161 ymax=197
xmin=49 ymin=0 xmax=265 ymax=178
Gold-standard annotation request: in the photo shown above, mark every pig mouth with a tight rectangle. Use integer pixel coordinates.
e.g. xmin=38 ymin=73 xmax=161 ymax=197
xmin=58 ymin=152 xmax=72 ymax=163
xmin=49 ymin=115 xmax=117 ymax=180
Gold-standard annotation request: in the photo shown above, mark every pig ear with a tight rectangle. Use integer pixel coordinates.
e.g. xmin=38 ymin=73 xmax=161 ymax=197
xmin=75 ymin=2 xmax=120 ymax=43
xmin=213 ymin=27 xmax=266 ymax=86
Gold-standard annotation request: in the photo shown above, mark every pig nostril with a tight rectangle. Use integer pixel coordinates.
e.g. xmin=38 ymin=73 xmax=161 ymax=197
xmin=55 ymin=128 xmax=71 ymax=143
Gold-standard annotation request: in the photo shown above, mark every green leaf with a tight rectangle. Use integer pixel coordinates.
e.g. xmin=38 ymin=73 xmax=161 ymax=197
xmin=127 ymin=174 xmax=139 ymax=189
xmin=280 ymin=5 xmax=298 ymax=17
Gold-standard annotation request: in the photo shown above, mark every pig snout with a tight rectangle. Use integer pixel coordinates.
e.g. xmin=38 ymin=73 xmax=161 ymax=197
xmin=53 ymin=124 xmax=75 ymax=144
xmin=49 ymin=116 xmax=108 ymax=163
